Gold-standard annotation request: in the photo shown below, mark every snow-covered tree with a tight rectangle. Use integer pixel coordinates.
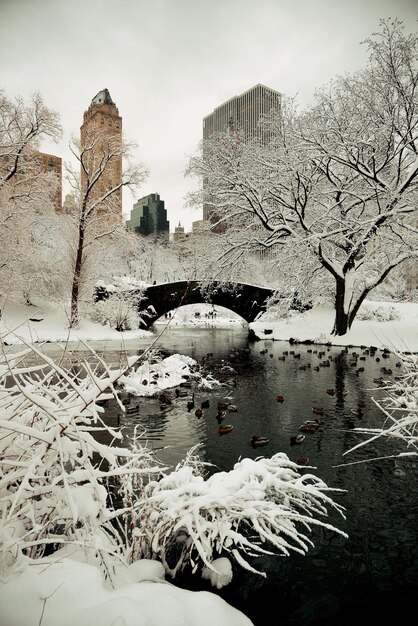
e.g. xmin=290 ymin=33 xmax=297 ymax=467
xmin=0 ymin=90 xmax=61 ymax=202
xmin=187 ymin=20 xmax=418 ymax=335
xmin=0 ymin=91 xmax=63 ymax=308
xmin=65 ymin=133 xmax=148 ymax=328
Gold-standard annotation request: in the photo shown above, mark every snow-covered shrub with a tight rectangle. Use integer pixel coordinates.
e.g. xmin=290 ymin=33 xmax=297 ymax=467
xmin=345 ymin=354 xmax=418 ymax=461
xmin=356 ymin=302 xmax=401 ymax=322
xmin=90 ymin=277 xmax=149 ymax=331
xmin=91 ymin=292 xmax=141 ymax=331
xmin=0 ymin=341 xmax=162 ymax=578
xmin=130 ymin=449 xmax=347 ymax=577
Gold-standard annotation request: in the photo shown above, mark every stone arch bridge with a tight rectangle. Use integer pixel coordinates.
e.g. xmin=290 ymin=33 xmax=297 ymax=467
xmin=96 ymin=280 xmax=274 ymax=330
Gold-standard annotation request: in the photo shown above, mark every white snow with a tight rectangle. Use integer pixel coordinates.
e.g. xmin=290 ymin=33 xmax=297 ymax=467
xmin=0 ymin=556 xmax=252 ymax=626
xmin=202 ymin=557 xmax=233 ymax=589
xmin=252 ymin=301 xmax=418 ymax=352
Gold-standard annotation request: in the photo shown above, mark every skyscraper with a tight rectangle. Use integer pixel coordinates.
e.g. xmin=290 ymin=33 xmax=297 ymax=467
xmin=202 ymin=84 xmax=281 ymax=225
xmin=127 ymin=193 xmax=169 ymax=239
xmin=203 ymin=83 xmax=281 ymax=142
xmin=80 ymin=89 xmax=122 ymax=223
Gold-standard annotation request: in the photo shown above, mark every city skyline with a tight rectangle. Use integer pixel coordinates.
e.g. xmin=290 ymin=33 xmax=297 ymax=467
xmin=0 ymin=0 xmax=416 ymax=231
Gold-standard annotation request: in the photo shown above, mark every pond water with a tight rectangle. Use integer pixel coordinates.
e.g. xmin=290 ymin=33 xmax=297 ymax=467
xmin=32 ymin=327 xmax=418 ymax=625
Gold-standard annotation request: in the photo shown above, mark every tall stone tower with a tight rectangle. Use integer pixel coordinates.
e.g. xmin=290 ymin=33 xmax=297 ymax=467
xmin=80 ymin=89 xmax=122 ymax=222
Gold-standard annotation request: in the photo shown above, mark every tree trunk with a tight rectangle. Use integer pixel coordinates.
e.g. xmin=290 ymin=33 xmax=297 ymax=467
xmin=70 ymin=220 xmax=85 ymax=328
xmin=332 ymin=277 xmax=350 ymax=336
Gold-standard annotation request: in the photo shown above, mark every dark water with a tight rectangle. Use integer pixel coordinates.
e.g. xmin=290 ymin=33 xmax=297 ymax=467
xmin=54 ymin=328 xmax=418 ymax=626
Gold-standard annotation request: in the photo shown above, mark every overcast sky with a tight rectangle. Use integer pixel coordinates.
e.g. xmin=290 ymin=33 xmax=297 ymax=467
xmin=1 ymin=0 xmax=417 ymax=231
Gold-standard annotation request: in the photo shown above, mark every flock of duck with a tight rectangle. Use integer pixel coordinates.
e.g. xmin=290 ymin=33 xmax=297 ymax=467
xmin=115 ymin=343 xmax=399 ymax=466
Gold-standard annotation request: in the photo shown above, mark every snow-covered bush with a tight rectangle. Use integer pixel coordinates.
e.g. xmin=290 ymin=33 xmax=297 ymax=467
xmin=0 ymin=341 xmax=162 ymax=578
xmin=345 ymin=354 xmax=418 ymax=461
xmin=90 ymin=278 xmax=148 ymax=331
xmin=356 ymin=302 xmax=401 ymax=322
xmin=91 ymin=292 xmax=140 ymax=331
xmin=131 ymin=449 xmax=347 ymax=577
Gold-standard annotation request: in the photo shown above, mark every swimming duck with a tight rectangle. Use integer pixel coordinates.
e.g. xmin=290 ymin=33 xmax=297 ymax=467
xmin=312 ymin=407 xmax=325 ymax=415
xmin=290 ymin=434 xmax=305 ymax=446
xmin=276 ymin=395 xmax=284 ymax=403
xmin=216 ymin=410 xmax=227 ymax=421
xmin=326 ymin=388 xmax=336 ymax=396
xmin=299 ymin=421 xmax=320 ymax=433
xmin=250 ymin=436 xmax=269 ymax=447
xmin=219 ymin=424 xmax=233 ymax=434
xmin=201 ymin=399 xmax=210 ymax=409
xmin=295 ymin=457 xmax=310 ymax=466
xmin=195 ymin=408 xmax=203 ymax=418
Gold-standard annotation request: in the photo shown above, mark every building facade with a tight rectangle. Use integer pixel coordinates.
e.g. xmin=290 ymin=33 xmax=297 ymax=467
xmin=203 ymin=83 xmax=281 ymax=143
xmin=35 ymin=151 xmax=62 ymax=212
xmin=202 ymin=84 xmax=281 ymax=225
xmin=80 ymin=89 xmax=122 ymax=223
xmin=127 ymin=193 xmax=169 ymax=239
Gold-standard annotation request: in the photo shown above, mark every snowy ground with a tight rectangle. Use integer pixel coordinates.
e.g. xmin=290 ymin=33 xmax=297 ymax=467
xmin=252 ymin=300 xmax=418 ymax=353
xmin=1 ymin=556 xmax=251 ymax=626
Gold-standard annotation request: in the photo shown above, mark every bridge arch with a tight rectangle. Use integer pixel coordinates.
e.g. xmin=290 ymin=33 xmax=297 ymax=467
xmin=139 ymin=280 xmax=274 ymax=329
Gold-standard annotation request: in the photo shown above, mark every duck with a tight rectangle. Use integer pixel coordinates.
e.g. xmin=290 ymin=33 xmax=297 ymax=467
xmin=217 ymin=401 xmax=229 ymax=411
xmin=295 ymin=457 xmax=310 ymax=466
xmin=303 ymin=418 xmax=321 ymax=426
xmin=312 ymin=407 xmax=325 ymax=415
xmin=201 ymin=399 xmax=210 ymax=409
xmin=299 ymin=422 xmax=319 ymax=433
xmin=290 ymin=434 xmax=305 ymax=446
xmin=219 ymin=424 xmax=233 ymax=434
xmin=216 ymin=410 xmax=227 ymax=421
xmin=195 ymin=408 xmax=203 ymax=418
xmin=326 ymin=388 xmax=336 ymax=396
xmin=250 ymin=436 xmax=269 ymax=447
xmin=276 ymin=395 xmax=284 ymax=402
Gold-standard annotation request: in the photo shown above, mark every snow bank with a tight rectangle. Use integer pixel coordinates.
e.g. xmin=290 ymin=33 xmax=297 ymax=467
xmin=251 ymin=301 xmax=418 ymax=352
xmin=0 ymin=299 xmax=152 ymax=345
xmin=0 ymin=557 xmax=253 ymax=626
xmin=120 ymin=354 xmax=220 ymax=396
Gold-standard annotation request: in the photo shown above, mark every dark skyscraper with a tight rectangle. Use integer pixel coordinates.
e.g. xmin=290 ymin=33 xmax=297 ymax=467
xmin=127 ymin=193 xmax=169 ymax=239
